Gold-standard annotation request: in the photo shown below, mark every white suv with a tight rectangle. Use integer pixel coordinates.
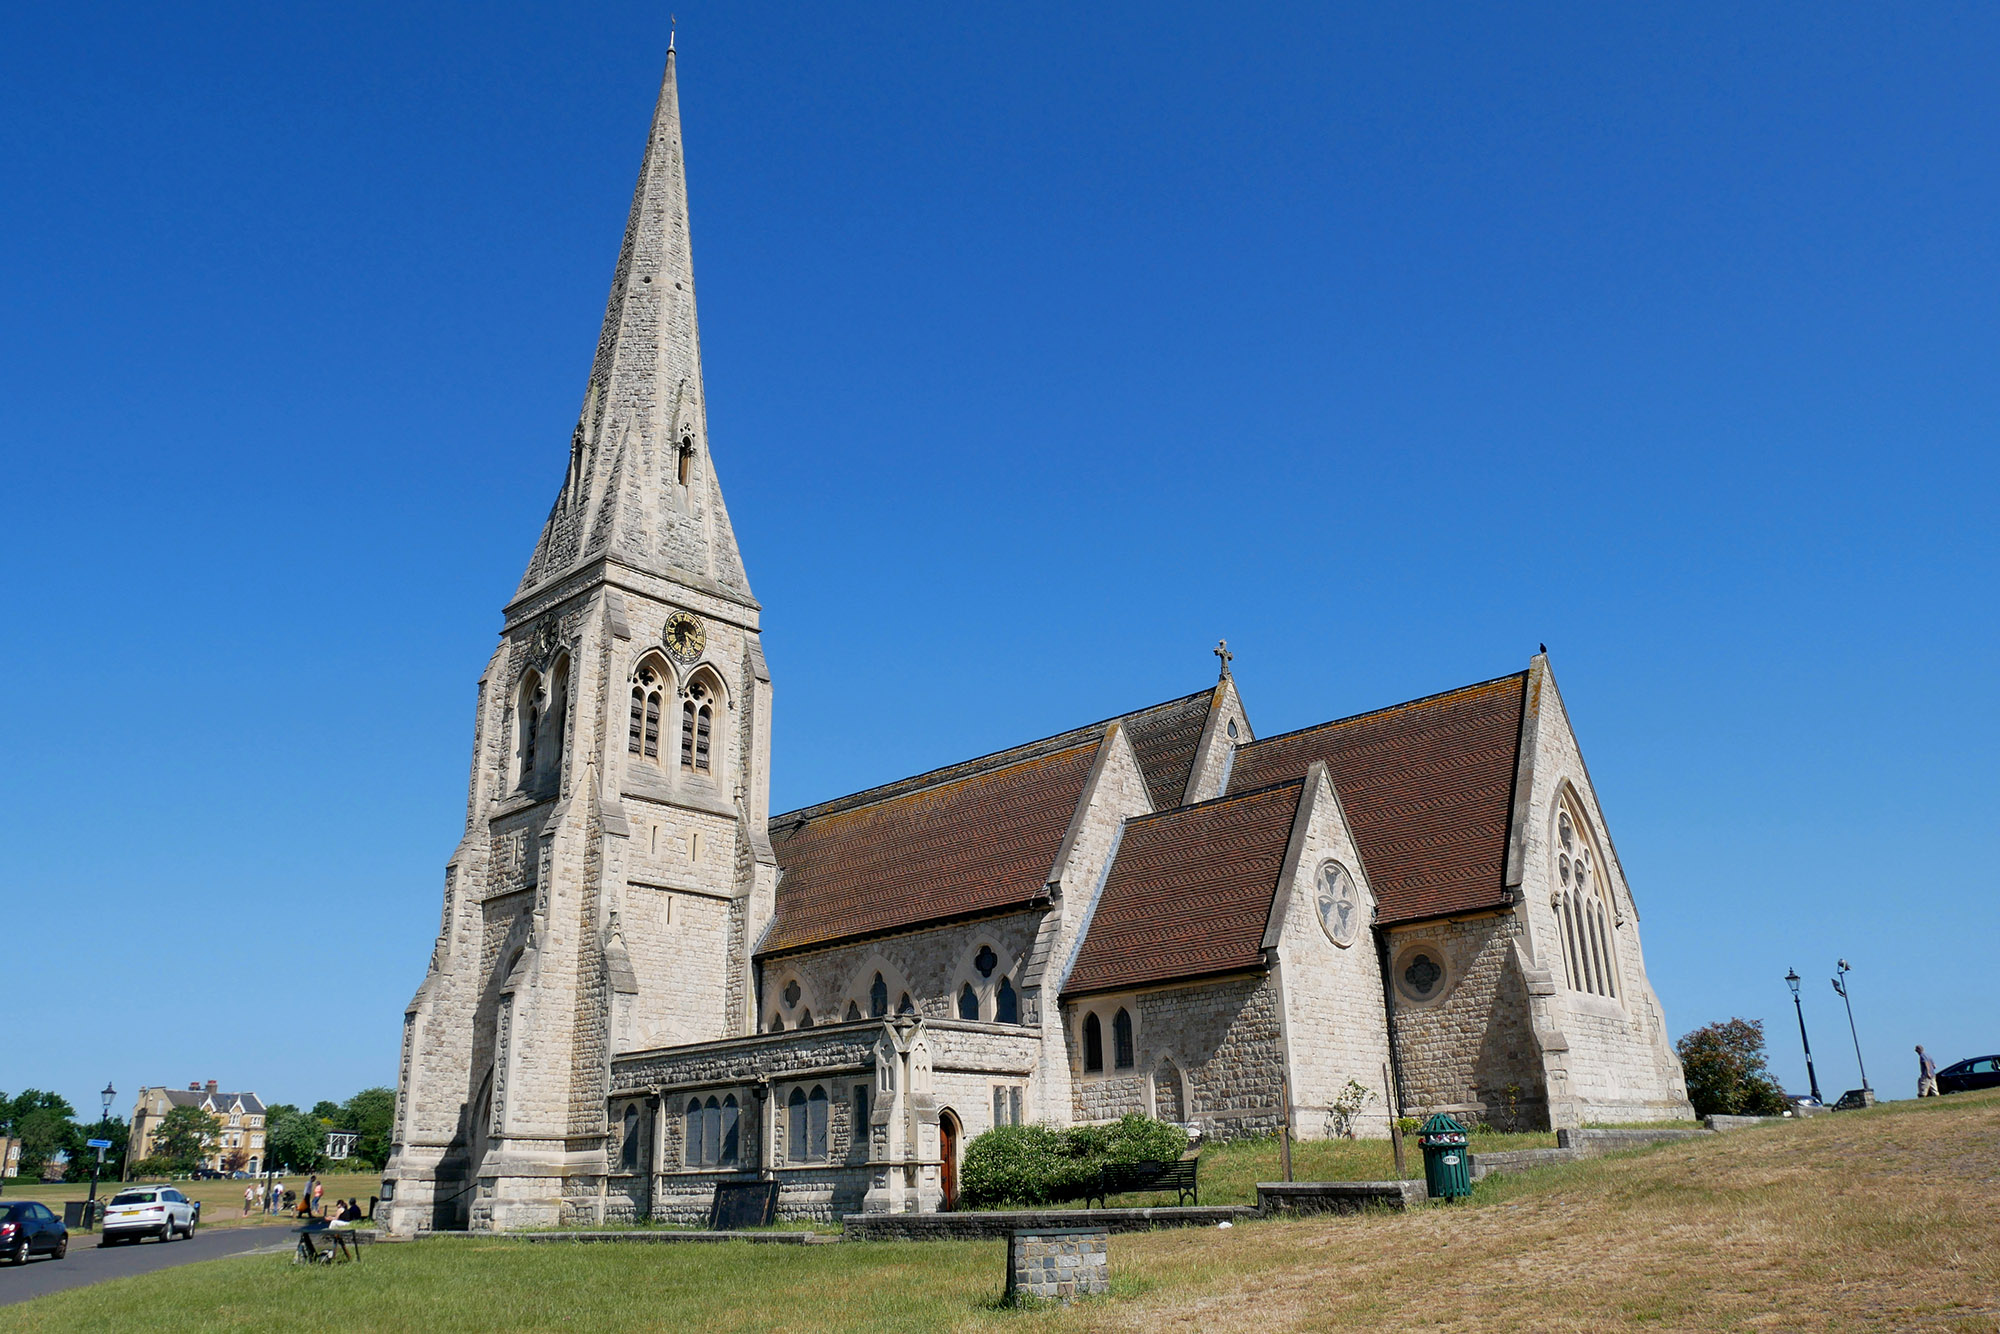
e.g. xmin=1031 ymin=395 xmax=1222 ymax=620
xmin=101 ymin=1187 xmax=198 ymax=1244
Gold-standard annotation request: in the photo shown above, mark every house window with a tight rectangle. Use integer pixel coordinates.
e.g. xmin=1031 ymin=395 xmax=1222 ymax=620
xmin=958 ymin=984 xmax=980 ymax=1021
xmin=1083 ymin=1013 xmax=1104 ymax=1072
xmin=995 ymin=977 xmax=1019 ymax=1025
xmin=870 ymin=973 xmax=888 ymax=1018
xmin=1113 ymin=1009 xmax=1135 ymax=1069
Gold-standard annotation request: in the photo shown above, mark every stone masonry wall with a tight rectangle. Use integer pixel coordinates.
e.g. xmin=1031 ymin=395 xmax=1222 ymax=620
xmin=1387 ymin=914 xmax=1548 ymax=1129
xmin=1066 ymin=973 xmax=1286 ymax=1138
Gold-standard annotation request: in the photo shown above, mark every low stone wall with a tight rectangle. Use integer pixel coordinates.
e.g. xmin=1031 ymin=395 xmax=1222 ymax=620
xmin=517 ymin=1230 xmax=836 ymax=1245
xmin=843 ymin=1206 xmax=1252 ymax=1242
xmin=1256 ymin=1181 xmax=1426 ymax=1215
xmin=1558 ymin=1127 xmax=1713 ymax=1155
xmin=1705 ymin=1114 xmax=1789 ymax=1131
xmin=1468 ymin=1147 xmax=1580 ymax=1181
xmin=1006 ymin=1228 xmax=1109 ymax=1304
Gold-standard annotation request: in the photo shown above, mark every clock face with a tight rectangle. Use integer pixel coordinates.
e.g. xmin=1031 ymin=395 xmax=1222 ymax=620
xmin=663 ymin=611 xmax=706 ymax=663
xmin=1315 ymin=861 xmax=1360 ymax=947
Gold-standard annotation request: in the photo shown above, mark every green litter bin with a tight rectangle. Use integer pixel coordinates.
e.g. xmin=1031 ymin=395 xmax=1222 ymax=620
xmin=1418 ymin=1113 xmax=1472 ymax=1201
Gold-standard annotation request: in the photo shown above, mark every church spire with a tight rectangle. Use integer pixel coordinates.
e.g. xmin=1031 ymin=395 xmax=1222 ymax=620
xmin=516 ymin=46 xmax=754 ymax=607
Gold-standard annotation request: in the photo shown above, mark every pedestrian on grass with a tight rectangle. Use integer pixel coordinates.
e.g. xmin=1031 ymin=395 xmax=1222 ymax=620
xmin=243 ymin=1185 xmax=256 ymax=1217
xmin=1917 ymin=1045 xmax=1939 ymax=1097
xmin=310 ymin=1176 xmax=324 ymax=1217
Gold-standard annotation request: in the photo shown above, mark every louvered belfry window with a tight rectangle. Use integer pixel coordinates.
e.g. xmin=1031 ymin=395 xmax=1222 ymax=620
xmin=681 ymin=678 xmax=713 ymax=772
xmin=628 ymin=665 xmax=663 ymax=760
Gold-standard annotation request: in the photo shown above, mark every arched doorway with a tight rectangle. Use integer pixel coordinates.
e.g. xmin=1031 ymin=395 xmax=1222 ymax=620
xmin=938 ymin=1110 xmax=960 ymax=1211
xmin=1153 ymin=1060 xmax=1185 ymax=1123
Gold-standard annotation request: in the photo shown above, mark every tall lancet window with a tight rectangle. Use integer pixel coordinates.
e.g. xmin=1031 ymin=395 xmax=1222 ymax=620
xmin=677 ymin=429 xmax=694 ymax=486
xmin=629 ymin=661 xmax=666 ymax=761
xmin=682 ymin=679 xmax=714 ymax=773
xmin=1553 ymin=798 xmax=1620 ymax=999
xmin=516 ymin=671 xmax=542 ymax=790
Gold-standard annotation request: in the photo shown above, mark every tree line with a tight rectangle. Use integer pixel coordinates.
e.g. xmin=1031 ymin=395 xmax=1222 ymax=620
xmin=0 ymin=1087 xmax=397 ymax=1181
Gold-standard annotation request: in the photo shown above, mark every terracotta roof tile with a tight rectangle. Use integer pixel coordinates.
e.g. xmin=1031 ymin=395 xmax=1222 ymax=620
xmin=762 ymin=740 xmax=1103 ymax=956
xmin=1122 ymin=689 xmax=1215 ymax=810
xmin=1063 ymin=781 xmax=1304 ymax=998
xmin=1225 ymin=672 xmax=1526 ymax=925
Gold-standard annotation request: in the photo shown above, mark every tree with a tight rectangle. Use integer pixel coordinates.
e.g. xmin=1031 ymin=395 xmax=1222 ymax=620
xmin=1676 ymin=1018 xmax=1790 ymax=1118
xmin=309 ymin=1100 xmax=342 ymax=1123
xmin=265 ymin=1106 xmax=325 ymax=1174
xmin=62 ymin=1116 xmax=128 ymax=1183
xmin=339 ymin=1088 xmax=397 ymax=1169
xmin=150 ymin=1104 xmax=217 ymax=1172
xmin=1 ymin=1091 xmax=79 ymax=1181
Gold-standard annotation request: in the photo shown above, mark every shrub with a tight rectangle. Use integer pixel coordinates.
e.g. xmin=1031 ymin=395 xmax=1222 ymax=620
xmin=1676 ymin=1018 xmax=1790 ymax=1118
xmin=959 ymin=1114 xmax=1189 ymax=1208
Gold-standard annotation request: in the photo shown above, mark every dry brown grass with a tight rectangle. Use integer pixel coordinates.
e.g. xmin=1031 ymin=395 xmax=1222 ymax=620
xmin=1056 ymin=1090 xmax=2000 ymax=1332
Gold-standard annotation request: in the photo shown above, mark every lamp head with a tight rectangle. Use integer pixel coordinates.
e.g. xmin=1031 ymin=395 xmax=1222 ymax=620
xmin=1838 ymin=958 xmax=1850 ymax=973
xmin=1785 ymin=968 xmax=1801 ymax=994
xmin=101 ymin=1082 xmax=115 ymax=1114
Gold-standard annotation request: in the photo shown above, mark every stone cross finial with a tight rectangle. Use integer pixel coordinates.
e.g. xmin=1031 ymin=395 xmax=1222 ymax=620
xmin=1214 ymin=639 xmax=1233 ymax=678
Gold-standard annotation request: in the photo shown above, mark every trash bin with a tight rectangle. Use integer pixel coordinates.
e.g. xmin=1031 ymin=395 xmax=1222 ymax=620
xmin=61 ymin=1200 xmax=100 ymax=1229
xmin=1418 ymin=1113 xmax=1472 ymax=1201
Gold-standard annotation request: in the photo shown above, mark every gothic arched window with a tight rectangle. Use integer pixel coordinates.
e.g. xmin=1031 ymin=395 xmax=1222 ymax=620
xmin=1554 ymin=799 xmax=1620 ymax=999
xmin=701 ymin=1096 xmax=722 ymax=1166
xmin=869 ymin=973 xmax=889 ymax=1018
xmin=787 ymin=1087 xmax=807 ymax=1161
xmin=897 ymin=992 xmax=915 ymax=1015
xmin=1083 ymin=1013 xmax=1104 ymax=1072
xmin=620 ymin=1104 xmax=640 ymax=1170
xmin=807 ymin=1086 xmax=829 ymax=1160
xmin=683 ymin=1099 xmax=702 ymax=1166
xmin=958 ymin=984 xmax=980 ymax=1021
xmin=1113 ymin=1008 xmax=1136 ymax=1069
xmin=629 ymin=661 xmax=666 ymax=760
xmin=720 ymin=1095 xmax=739 ymax=1166
xmin=516 ymin=671 xmax=542 ymax=789
xmin=995 ymin=977 xmax=1019 ymax=1025
xmin=680 ymin=678 xmax=715 ymax=773
xmin=845 ymin=1001 xmax=861 ymax=1021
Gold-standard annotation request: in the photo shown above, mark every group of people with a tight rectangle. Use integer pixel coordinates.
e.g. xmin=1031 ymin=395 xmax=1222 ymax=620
xmin=236 ymin=1174 xmax=372 ymax=1225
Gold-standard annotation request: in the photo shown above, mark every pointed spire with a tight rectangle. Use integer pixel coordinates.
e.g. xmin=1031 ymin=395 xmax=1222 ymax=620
xmin=516 ymin=45 xmax=754 ymax=607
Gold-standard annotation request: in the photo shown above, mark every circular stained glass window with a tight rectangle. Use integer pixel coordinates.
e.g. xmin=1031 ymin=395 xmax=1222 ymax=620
xmin=1404 ymin=954 xmax=1442 ymax=996
xmin=1314 ymin=861 xmax=1360 ymax=948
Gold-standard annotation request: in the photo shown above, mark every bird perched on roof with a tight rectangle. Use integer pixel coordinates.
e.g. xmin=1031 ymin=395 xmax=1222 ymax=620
xmin=1539 ymin=643 xmax=1547 ymax=654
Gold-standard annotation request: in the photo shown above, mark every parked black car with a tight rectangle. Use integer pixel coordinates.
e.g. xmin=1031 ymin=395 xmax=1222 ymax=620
xmin=1938 ymin=1055 xmax=2000 ymax=1095
xmin=0 ymin=1201 xmax=69 ymax=1264
xmin=189 ymin=1168 xmax=229 ymax=1181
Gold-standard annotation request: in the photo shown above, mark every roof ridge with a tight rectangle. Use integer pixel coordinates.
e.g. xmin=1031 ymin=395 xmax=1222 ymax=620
xmin=774 ymin=736 xmax=1106 ymax=829
xmin=772 ymin=687 xmax=1211 ymax=826
xmin=1239 ymin=669 xmax=1528 ymax=752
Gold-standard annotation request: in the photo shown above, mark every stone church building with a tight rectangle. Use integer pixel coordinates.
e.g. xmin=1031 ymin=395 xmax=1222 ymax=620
xmin=381 ymin=49 xmax=1691 ymax=1234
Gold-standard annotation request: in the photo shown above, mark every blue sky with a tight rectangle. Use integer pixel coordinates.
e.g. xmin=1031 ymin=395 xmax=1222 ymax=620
xmin=4 ymin=3 xmax=1994 ymax=1119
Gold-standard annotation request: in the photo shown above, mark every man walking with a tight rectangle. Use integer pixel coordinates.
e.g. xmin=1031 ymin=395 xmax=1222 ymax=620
xmin=1917 ymin=1045 xmax=1939 ymax=1097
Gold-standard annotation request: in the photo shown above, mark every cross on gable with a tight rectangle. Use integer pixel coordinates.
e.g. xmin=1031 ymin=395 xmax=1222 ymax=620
xmin=1213 ymin=639 xmax=1233 ymax=678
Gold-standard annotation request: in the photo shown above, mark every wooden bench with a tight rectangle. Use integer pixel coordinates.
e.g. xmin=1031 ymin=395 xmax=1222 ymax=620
xmin=1086 ymin=1153 xmax=1199 ymax=1208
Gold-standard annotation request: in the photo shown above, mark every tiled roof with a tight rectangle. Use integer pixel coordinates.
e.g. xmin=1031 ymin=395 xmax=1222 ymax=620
xmin=771 ymin=689 xmax=1211 ymax=829
xmin=1063 ymin=780 xmax=1304 ymax=998
xmin=1225 ymin=672 xmax=1526 ymax=925
xmin=762 ymin=739 xmax=1106 ymax=956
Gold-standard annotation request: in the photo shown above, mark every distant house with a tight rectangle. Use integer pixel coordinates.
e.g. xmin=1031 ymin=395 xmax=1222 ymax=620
xmin=323 ymin=1130 xmax=359 ymax=1162
xmin=0 ymin=1137 xmax=20 ymax=1179
xmin=128 ymin=1081 xmax=268 ymax=1175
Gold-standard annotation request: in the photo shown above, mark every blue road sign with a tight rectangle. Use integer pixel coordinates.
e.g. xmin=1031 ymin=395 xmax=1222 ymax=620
xmin=85 ymin=1139 xmax=112 ymax=1150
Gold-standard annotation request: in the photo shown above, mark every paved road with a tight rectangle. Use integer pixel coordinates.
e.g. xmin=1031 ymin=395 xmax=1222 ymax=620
xmin=0 ymin=1223 xmax=298 ymax=1307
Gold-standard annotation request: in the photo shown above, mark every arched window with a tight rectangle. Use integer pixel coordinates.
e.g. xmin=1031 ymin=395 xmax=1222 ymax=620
xmin=684 ymin=1099 xmax=702 ymax=1166
xmin=629 ymin=661 xmax=666 ymax=760
xmin=870 ymin=973 xmax=889 ymax=1018
xmin=798 ymin=1008 xmax=813 ymax=1029
xmin=768 ymin=1014 xmax=784 ymax=1033
xmin=677 ymin=429 xmax=694 ymax=486
xmin=1113 ymin=1009 xmax=1135 ymax=1069
xmin=544 ymin=657 xmax=568 ymax=779
xmin=1554 ymin=800 xmax=1620 ymax=999
xmin=852 ymin=1085 xmax=869 ymax=1148
xmin=787 ymin=1087 xmax=807 ymax=1161
xmin=995 ymin=977 xmax=1019 ymax=1025
xmin=897 ymin=993 xmax=915 ymax=1015
xmin=720 ymin=1095 xmax=739 ymax=1166
xmin=516 ymin=671 xmax=541 ymax=788
xmin=845 ymin=1001 xmax=861 ymax=1021
xmin=807 ymin=1086 xmax=829 ymax=1160
xmin=621 ymin=1104 xmax=641 ymax=1170
xmin=958 ymin=984 xmax=980 ymax=1021
xmin=701 ymin=1096 xmax=722 ymax=1166
xmin=681 ymin=679 xmax=715 ymax=773
xmin=1083 ymin=1013 xmax=1104 ymax=1072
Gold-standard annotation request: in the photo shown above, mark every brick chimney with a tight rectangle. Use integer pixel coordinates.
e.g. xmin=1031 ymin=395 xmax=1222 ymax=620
xmin=206 ymin=1080 xmax=218 ymax=1094
xmin=188 ymin=1081 xmax=201 ymax=1091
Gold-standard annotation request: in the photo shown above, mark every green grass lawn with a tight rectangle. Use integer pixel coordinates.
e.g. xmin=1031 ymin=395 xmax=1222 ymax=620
xmin=5 ymin=1096 xmax=1993 ymax=1332
xmin=2 ymin=1172 xmax=385 ymax=1230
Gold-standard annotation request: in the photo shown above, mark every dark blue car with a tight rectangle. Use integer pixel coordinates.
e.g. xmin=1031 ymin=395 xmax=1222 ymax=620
xmin=0 ymin=1201 xmax=69 ymax=1264
xmin=1938 ymin=1055 xmax=2000 ymax=1095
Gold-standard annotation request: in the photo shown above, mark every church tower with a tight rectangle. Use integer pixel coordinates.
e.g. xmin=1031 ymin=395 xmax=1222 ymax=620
xmin=383 ymin=46 xmax=777 ymax=1233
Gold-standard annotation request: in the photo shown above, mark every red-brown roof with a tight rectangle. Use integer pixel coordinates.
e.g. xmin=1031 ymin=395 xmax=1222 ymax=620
xmin=761 ymin=739 xmax=1104 ymax=956
xmin=1062 ymin=780 xmax=1304 ymax=998
xmin=1225 ymin=672 xmax=1526 ymax=925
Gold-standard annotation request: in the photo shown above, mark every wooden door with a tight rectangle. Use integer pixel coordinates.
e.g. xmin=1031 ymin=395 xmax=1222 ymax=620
xmin=939 ymin=1112 xmax=959 ymax=1210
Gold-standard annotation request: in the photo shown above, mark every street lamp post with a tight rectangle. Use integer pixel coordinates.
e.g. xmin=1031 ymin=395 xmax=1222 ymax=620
xmin=1785 ymin=970 xmax=1822 ymax=1104
xmin=89 ymin=1081 xmax=116 ymax=1225
xmin=1830 ymin=959 xmax=1870 ymax=1094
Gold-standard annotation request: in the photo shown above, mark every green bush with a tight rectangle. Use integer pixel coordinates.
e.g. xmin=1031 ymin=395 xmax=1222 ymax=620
xmin=959 ymin=1114 xmax=1189 ymax=1208
xmin=1676 ymin=1018 xmax=1790 ymax=1118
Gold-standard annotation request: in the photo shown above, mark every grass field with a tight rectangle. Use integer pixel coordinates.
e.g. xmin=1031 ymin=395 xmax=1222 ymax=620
xmin=4 ymin=1093 xmax=1995 ymax=1332
xmin=1 ymin=1173 xmax=386 ymax=1230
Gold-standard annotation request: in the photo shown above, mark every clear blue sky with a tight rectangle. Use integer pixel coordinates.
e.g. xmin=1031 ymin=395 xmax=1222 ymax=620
xmin=4 ymin=3 xmax=1994 ymax=1119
